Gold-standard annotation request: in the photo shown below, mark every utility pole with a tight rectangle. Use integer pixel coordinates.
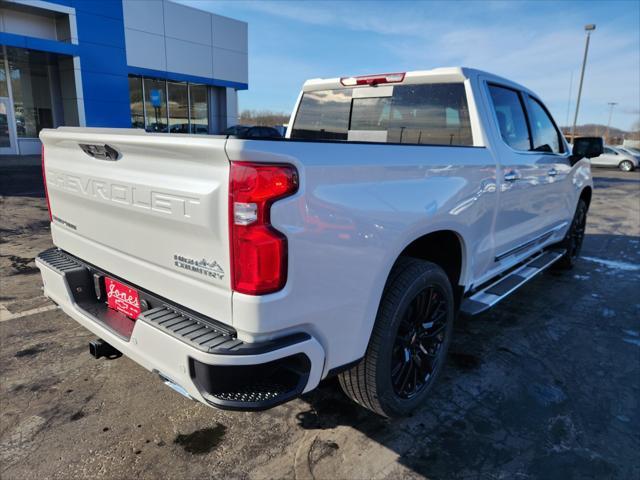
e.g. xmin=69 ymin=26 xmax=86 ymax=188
xmin=571 ymin=24 xmax=596 ymax=141
xmin=606 ymin=102 xmax=618 ymax=144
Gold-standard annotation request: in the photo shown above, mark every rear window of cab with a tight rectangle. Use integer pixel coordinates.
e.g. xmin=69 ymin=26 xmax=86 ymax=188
xmin=291 ymin=83 xmax=473 ymax=146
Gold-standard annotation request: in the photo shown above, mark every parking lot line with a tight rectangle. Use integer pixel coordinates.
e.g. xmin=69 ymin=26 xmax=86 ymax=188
xmin=0 ymin=304 xmax=59 ymax=322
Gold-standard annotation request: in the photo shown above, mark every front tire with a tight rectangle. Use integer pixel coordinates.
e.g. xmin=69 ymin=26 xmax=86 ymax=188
xmin=619 ymin=160 xmax=634 ymax=172
xmin=338 ymin=258 xmax=455 ymax=418
xmin=554 ymin=198 xmax=588 ymax=270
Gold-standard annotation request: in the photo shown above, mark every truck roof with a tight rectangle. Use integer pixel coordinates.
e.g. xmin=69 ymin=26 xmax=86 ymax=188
xmin=302 ymin=67 xmax=534 ymax=97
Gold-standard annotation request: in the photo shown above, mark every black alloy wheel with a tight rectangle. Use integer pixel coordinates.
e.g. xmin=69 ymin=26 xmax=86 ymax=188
xmin=555 ymin=198 xmax=588 ymax=269
xmin=391 ymin=285 xmax=449 ymax=399
xmin=339 ymin=258 xmax=455 ymax=417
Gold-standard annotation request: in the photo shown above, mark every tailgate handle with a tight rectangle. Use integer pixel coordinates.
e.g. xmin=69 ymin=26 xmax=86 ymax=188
xmin=79 ymin=143 xmax=121 ymax=161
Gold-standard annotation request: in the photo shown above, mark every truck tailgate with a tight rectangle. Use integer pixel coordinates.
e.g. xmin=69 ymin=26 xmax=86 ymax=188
xmin=40 ymin=128 xmax=232 ymax=325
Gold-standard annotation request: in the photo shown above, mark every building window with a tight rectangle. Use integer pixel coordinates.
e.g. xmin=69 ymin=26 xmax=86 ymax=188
xmin=8 ymin=49 xmax=54 ymax=138
xmin=189 ymin=83 xmax=208 ymax=134
xmin=128 ymin=75 xmax=209 ymax=134
xmin=168 ymin=81 xmax=189 ymax=133
xmin=143 ymin=77 xmax=167 ymax=133
xmin=0 ymin=49 xmax=8 ymax=98
xmin=129 ymin=76 xmax=144 ymax=129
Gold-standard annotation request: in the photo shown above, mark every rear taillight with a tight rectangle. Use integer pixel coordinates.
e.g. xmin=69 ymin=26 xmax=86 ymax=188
xmin=229 ymin=162 xmax=298 ymax=295
xmin=41 ymin=144 xmax=52 ymax=221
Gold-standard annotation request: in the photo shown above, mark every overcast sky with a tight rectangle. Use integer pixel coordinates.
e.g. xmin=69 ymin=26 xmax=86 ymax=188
xmin=184 ymin=0 xmax=640 ymax=130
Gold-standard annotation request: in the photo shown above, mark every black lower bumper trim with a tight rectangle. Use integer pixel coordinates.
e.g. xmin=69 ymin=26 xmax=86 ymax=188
xmin=190 ymin=353 xmax=311 ymax=411
xmin=140 ymin=305 xmax=310 ymax=355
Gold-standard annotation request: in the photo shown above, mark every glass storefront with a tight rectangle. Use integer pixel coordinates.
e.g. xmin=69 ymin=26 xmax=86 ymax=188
xmin=128 ymin=75 xmax=209 ymax=134
xmin=8 ymin=49 xmax=54 ymax=138
xmin=0 ymin=49 xmax=8 ymax=98
xmin=0 ymin=100 xmax=10 ymax=149
xmin=1 ymin=46 xmax=65 ymax=154
xmin=129 ymin=76 xmax=144 ymax=129
xmin=189 ymin=84 xmax=208 ymax=134
xmin=0 ymin=49 xmax=9 ymax=149
xmin=143 ymin=77 xmax=167 ymax=133
xmin=168 ymin=81 xmax=189 ymax=133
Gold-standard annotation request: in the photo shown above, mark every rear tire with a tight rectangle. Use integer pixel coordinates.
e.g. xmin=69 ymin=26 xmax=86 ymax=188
xmin=619 ymin=160 xmax=634 ymax=172
xmin=554 ymin=198 xmax=588 ymax=270
xmin=338 ymin=258 xmax=455 ymax=417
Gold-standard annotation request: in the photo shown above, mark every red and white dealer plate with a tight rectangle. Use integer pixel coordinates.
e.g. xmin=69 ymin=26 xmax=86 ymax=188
xmin=105 ymin=277 xmax=141 ymax=319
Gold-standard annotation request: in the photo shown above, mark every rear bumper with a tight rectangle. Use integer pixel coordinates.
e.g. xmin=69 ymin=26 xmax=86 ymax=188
xmin=36 ymin=248 xmax=325 ymax=410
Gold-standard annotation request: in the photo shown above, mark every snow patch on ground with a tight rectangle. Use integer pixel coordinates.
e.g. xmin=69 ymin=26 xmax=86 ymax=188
xmin=582 ymin=256 xmax=640 ymax=272
xmin=623 ymin=337 xmax=640 ymax=347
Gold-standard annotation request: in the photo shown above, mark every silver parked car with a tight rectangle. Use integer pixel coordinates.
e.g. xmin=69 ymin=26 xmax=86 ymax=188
xmin=590 ymin=145 xmax=638 ymax=172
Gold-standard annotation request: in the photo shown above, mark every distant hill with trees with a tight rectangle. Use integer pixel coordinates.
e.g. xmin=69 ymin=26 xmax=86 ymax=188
xmin=560 ymin=122 xmax=639 ymax=145
xmin=239 ymin=110 xmax=290 ymax=127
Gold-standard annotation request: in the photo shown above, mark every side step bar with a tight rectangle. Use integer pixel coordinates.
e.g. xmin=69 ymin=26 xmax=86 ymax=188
xmin=461 ymin=249 xmax=565 ymax=316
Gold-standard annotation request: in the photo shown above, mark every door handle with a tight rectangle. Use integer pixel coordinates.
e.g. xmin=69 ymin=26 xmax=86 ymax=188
xmin=503 ymin=170 xmax=520 ymax=182
xmin=547 ymin=168 xmax=558 ymax=177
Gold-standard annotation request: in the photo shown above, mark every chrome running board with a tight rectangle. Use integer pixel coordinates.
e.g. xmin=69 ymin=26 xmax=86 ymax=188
xmin=461 ymin=249 xmax=566 ymax=316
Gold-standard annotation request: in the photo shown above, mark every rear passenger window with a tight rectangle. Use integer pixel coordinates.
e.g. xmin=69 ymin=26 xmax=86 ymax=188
xmin=527 ymin=96 xmax=563 ymax=153
xmin=488 ymin=85 xmax=531 ymax=151
xmin=291 ymin=83 xmax=473 ymax=146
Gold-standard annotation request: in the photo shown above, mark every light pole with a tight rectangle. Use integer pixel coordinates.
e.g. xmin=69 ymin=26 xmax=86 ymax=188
xmin=565 ymin=70 xmax=574 ymax=128
xmin=606 ymin=102 xmax=618 ymax=144
xmin=571 ymin=24 xmax=596 ymax=141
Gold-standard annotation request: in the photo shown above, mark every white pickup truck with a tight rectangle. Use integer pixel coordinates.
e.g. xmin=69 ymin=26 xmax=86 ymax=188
xmin=36 ymin=68 xmax=603 ymax=417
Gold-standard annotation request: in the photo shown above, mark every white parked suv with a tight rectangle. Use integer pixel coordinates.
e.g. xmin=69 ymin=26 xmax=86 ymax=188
xmin=37 ymin=68 xmax=602 ymax=417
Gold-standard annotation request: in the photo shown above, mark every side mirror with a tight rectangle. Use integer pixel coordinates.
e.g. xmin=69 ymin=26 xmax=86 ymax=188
xmin=570 ymin=137 xmax=604 ymax=165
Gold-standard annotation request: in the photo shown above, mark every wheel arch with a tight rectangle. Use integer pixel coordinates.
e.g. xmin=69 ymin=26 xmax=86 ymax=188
xmin=397 ymin=230 xmax=465 ymax=288
xmin=380 ymin=229 xmax=467 ymax=312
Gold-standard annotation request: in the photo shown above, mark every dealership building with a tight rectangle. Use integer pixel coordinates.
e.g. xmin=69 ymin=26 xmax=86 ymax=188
xmin=0 ymin=0 xmax=248 ymax=156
